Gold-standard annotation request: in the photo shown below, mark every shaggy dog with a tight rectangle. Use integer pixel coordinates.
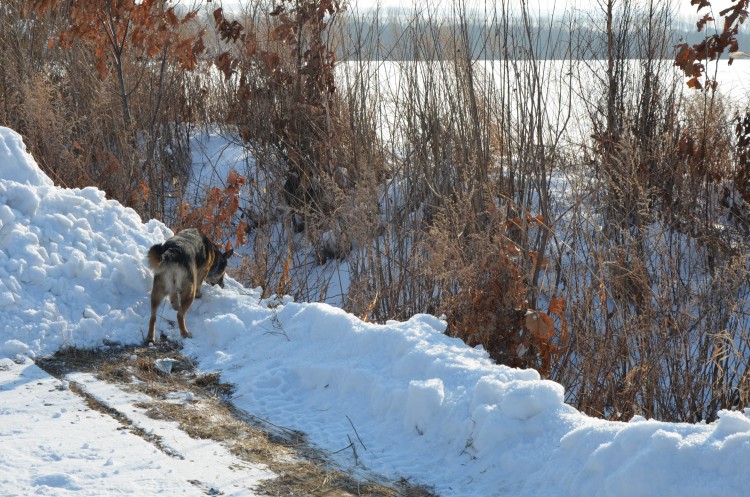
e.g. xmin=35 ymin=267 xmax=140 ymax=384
xmin=146 ymin=228 xmax=233 ymax=343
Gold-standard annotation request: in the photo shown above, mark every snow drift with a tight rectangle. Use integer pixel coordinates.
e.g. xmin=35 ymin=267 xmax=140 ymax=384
xmin=1 ymin=126 xmax=749 ymax=497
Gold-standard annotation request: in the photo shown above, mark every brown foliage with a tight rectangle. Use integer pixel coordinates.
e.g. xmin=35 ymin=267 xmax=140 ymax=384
xmin=212 ymin=3 xmax=344 ymax=221
xmin=674 ymin=0 xmax=750 ymax=91
xmin=0 ymin=1 xmax=212 ymax=221
xmin=445 ymin=241 xmax=527 ymax=367
xmin=175 ymin=170 xmax=248 ymax=251
xmin=9 ymin=0 xmax=750 ymax=426
xmin=425 ymin=202 xmax=568 ymax=377
xmin=32 ymin=0 xmax=205 ymax=75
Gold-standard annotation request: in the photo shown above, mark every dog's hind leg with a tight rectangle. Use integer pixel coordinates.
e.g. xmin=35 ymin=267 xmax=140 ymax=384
xmin=147 ymin=276 xmax=165 ymax=344
xmin=176 ymin=285 xmax=195 ymax=339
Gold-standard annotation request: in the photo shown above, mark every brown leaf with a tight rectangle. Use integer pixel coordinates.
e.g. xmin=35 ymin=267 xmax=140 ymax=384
xmin=697 ymin=14 xmax=713 ymax=32
xmin=548 ymin=297 xmax=566 ymax=317
xmin=529 ymin=251 xmax=549 ymax=269
xmin=213 ymin=8 xmax=224 ymax=24
xmin=166 ymin=8 xmax=178 ymax=26
xmin=215 ymin=52 xmax=233 ymax=80
xmin=691 ymin=0 xmax=711 ymax=9
xmin=525 ymin=311 xmax=555 ymax=341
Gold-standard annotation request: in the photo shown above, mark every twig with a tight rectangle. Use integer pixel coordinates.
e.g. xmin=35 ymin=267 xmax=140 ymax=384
xmin=331 ymin=441 xmax=354 ymax=455
xmin=347 ymin=435 xmax=359 ymax=466
xmin=346 ymin=415 xmax=368 ymax=452
xmin=259 ymin=309 xmax=290 ymax=341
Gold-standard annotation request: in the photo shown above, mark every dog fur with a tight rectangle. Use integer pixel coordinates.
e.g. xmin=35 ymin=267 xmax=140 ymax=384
xmin=146 ymin=228 xmax=233 ymax=343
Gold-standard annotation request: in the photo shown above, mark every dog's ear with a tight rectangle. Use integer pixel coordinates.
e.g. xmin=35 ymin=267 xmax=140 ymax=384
xmin=223 ymin=249 xmax=234 ymax=259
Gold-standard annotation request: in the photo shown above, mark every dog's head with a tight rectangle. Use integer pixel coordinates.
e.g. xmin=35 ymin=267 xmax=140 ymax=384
xmin=206 ymin=246 xmax=234 ymax=288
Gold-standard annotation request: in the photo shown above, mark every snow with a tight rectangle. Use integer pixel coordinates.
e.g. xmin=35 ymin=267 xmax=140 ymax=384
xmin=0 ymin=360 xmax=273 ymax=496
xmin=1 ymin=125 xmax=750 ymax=496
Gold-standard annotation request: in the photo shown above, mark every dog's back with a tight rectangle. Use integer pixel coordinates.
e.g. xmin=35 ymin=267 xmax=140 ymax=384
xmin=148 ymin=228 xmax=211 ymax=274
xmin=146 ymin=228 xmax=231 ymax=343
xmin=147 ymin=229 xmax=206 ymax=306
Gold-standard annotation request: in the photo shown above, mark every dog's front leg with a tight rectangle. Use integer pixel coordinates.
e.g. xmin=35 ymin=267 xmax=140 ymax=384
xmin=195 ymin=265 xmax=210 ymax=299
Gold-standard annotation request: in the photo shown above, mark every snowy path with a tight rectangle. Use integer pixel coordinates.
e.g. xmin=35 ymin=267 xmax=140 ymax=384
xmin=0 ymin=358 xmax=273 ymax=497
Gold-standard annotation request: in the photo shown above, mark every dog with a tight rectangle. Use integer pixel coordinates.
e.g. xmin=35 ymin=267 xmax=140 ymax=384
xmin=146 ymin=228 xmax=233 ymax=344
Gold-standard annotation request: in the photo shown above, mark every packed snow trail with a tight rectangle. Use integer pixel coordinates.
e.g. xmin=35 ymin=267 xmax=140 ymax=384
xmin=0 ymin=358 xmax=273 ymax=496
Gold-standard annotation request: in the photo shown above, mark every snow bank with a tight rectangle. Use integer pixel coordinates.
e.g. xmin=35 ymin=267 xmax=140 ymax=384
xmin=1 ymin=125 xmax=749 ymax=497
xmin=0 ymin=128 xmax=170 ymax=355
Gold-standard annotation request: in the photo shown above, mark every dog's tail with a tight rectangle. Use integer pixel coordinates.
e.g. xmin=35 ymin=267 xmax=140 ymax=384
xmin=147 ymin=243 xmax=166 ymax=270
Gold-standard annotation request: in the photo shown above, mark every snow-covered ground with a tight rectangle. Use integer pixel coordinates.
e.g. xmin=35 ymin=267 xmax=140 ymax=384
xmin=0 ymin=360 xmax=274 ymax=496
xmin=2 ymin=125 xmax=750 ymax=496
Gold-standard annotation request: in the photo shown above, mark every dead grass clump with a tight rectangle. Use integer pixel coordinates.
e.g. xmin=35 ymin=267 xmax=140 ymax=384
xmin=564 ymin=67 xmax=750 ymax=421
xmin=420 ymin=195 xmax=567 ymax=376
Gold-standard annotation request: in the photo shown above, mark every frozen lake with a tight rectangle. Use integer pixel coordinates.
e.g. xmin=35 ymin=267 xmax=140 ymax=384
xmin=339 ymin=58 xmax=750 ymax=148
